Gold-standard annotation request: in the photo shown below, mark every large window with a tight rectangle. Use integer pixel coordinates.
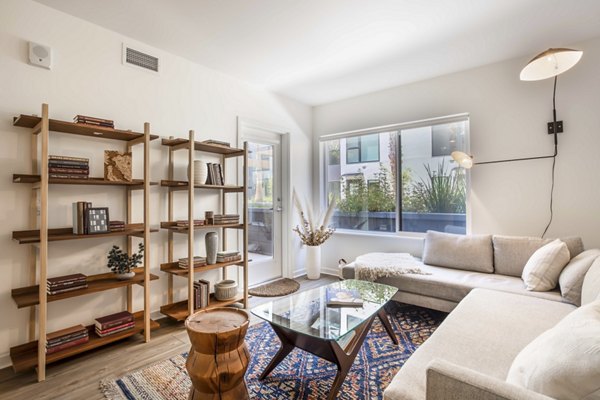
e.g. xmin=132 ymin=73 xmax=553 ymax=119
xmin=322 ymin=117 xmax=469 ymax=234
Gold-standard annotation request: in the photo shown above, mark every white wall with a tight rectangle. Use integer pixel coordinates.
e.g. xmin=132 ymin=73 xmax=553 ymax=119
xmin=314 ymin=36 xmax=600 ymax=271
xmin=0 ymin=0 xmax=312 ymax=367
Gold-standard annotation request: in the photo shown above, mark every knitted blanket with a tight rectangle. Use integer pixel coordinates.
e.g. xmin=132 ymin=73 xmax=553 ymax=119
xmin=354 ymin=252 xmax=431 ymax=282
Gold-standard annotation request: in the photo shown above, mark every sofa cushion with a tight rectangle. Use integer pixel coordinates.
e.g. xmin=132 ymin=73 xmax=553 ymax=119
xmin=506 ymin=300 xmax=600 ymax=400
xmin=582 ymin=257 xmax=600 ymax=305
xmin=383 ymin=289 xmax=575 ymax=400
xmin=493 ymin=235 xmax=584 ymax=277
xmin=422 ymin=231 xmax=493 ymax=273
xmin=521 ymin=239 xmax=570 ymax=292
xmin=373 ymin=263 xmax=564 ymax=304
xmin=559 ymin=249 xmax=600 ymax=306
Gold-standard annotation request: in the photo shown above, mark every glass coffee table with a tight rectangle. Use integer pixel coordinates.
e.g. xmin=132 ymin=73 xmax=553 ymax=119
xmin=251 ymin=279 xmax=399 ymax=400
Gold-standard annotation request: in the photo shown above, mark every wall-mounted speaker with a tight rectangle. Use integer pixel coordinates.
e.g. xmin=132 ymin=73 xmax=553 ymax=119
xmin=28 ymin=42 xmax=52 ymax=70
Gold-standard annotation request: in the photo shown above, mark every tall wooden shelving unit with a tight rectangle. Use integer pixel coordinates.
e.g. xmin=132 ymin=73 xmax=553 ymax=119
xmin=9 ymin=104 xmax=159 ymax=381
xmin=159 ymin=132 xmax=249 ymax=321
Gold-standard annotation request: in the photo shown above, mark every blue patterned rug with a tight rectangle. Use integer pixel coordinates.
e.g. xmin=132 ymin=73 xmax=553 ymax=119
xmin=101 ymin=303 xmax=446 ymax=400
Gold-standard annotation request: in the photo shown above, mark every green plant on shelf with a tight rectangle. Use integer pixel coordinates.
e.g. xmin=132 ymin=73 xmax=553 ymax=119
xmin=107 ymin=243 xmax=144 ymax=274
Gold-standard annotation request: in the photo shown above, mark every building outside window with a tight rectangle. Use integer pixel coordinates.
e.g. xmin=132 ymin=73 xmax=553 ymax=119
xmin=322 ymin=116 xmax=469 ymax=234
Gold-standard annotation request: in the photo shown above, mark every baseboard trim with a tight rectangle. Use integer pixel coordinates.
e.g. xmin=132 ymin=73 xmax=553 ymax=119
xmin=293 ymin=267 xmax=340 ymax=279
xmin=0 ymin=352 xmax=11 ymax=370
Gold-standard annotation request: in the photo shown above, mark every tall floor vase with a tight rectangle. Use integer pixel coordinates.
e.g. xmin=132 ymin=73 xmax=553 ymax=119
xmin=305 ymin=245 xmax=321 ymax=280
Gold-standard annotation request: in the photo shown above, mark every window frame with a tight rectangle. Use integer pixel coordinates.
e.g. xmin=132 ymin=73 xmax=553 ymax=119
xmin=345 ymin=134 xmax=380 ymax=164
xmin=319 ymin=113 xmax=470 ymax=236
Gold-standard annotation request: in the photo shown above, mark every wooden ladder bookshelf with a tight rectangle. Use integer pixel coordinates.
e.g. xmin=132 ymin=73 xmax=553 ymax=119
xmin=160 ymin=132 xmax=249 ymax=321
xmin=9 ymin=104 xmax=159 ymax=381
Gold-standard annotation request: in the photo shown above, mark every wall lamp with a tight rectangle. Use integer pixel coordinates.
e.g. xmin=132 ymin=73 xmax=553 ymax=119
xmin=451 ymin=48 xmax=583 ymax=169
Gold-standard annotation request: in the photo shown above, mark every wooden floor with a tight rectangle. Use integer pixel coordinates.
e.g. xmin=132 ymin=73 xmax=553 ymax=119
xmin=0 ymin=275 xmax=338 ymax=400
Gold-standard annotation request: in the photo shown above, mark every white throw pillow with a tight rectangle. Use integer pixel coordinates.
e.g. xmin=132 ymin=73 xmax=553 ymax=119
xmin=506 ymin=300 xmax=600 ymax=400
xmin=521 ymin=239 xmax=570 ymax=291
xmin=559 ymin=249 xmax=600 ymax=306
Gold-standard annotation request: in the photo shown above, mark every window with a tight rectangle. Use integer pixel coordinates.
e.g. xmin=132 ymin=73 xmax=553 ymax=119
xmin=345 ymin=133 xmax=380 ymax=164
xmin=322 ymin=117 xmax=468 ymax=234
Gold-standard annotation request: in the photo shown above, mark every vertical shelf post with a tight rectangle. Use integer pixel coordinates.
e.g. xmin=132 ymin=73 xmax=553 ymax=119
xmin=126 ymin=139 xmax=134 ymax=313
xmin=221 ymin=155 xmax=227 ymax=280
xmin=167 ymin=146 xmax=174 ymax=305
xmin=37 ymin=103 xmax=49 ymax=381
xmin=187 ymin=131 xmax=195 ymax=316
xmin=242 ymin=142 xmax=249 ymax=308
xmin=143 ymin=123 xmax=151 ymax=341
xmin=28 ymin=121 xmax=40 ymax=342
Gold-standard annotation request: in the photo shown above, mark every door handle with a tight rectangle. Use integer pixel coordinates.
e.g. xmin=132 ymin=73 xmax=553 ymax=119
xmin=275 ymin=206 xmax=283 ymax=212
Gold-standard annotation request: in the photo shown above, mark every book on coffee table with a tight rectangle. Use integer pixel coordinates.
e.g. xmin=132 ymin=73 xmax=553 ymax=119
xmin=325 ymin=287 xmax=363 ymax=308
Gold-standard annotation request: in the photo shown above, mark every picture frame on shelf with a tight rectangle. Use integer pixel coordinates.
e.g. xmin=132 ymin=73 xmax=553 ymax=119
xmin=86 ymin=207 xmax=110 ymax=234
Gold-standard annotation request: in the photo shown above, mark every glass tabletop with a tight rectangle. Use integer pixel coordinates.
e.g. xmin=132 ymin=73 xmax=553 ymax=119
xmin=250 ymin=279 xmax=398 ymax=342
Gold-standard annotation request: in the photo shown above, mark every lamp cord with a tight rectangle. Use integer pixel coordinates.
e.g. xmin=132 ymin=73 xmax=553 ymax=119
xmin=541 ymin=76 xmax=559 ymax=238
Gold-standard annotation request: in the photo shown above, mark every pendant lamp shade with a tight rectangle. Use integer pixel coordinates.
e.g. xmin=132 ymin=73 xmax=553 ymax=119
xmin=451 ymin=151 xmax=473 ymax=169
xmin=520 ymin=48 xmax=583 ymax=81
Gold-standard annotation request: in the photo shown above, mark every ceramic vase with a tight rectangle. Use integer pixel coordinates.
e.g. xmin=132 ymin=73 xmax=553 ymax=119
xmin=188 ymin=160 xmax=208 ymax=185
xmin=306 ymin=245 xmax=321 ymax=280
xmin=115 ymin=271 xmax=136 ymax=280
xmin=206 ymin=232 xmax=218 ymax=265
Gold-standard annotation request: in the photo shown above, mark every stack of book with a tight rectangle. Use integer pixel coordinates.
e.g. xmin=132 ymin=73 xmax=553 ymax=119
xmin=176 ymin=220 xmax=205 ymax=229
xmin=72 ymin=201 xmax=92 ymax=234
xmin=109 ymin=220 xmax=125 ymax=232
xmin=213 ymin=214 xmax=240 ymax=225
xmin=201 ymin=139 xmax=230 ymax=148
xmin=205 ymin=163 xmax=224 ymax=185
xmin=49 ymin=155 xmax=89 ymax=180
xmin=47 ymin=273 xmax=88 ymax=295
xmin=73 ymin=115 xmax=114 ymax=129
xmin=326 ymin=287 xmax=364 ymax=308
xmin=193 ymin=279 xmax=210 ymax=309
xmin=178 ymin=256 xmax=207 ymax=269
xmin=94 ymin=311 xmax=135 ymax=338
xmin=46 ymin=325 xmax=89 ymax=354
xmin=217 ymin=251 xmax=241 ymax=263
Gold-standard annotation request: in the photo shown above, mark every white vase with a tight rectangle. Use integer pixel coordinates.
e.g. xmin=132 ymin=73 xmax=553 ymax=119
xmin=306 ymin=245 xmax=321 ymax=280
xmin=188 ymin=160 xmax=208 ymax=185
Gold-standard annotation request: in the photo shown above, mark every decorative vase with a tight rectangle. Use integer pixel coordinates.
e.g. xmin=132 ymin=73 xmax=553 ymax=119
xmin=214 ymin=279 xmax=238 ymax=301
xmin=306 ymin=245 xmax=321 ymax=280
xmin=206 ymin=232 xmax=218 ymax=265
xmin=188 ymin=160 xmax=208 ymax=185
xmin=115 ymin=271 xmax=136 ymax=280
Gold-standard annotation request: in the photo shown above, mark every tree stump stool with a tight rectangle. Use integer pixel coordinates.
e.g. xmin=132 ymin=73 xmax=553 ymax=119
xmin=185 ymin=307 xmax=250 ymax=400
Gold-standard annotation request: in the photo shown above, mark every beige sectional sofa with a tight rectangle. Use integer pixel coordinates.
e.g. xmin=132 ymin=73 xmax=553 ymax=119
xmin=340 ymin=232 xmax=600 ymax=400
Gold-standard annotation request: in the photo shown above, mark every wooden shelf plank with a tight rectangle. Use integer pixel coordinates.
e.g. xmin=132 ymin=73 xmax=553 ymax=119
xmin=160 ymin=294 xmax=244 ymax=322
xmin=9 ymin=311 xmax=159 ymax=373
xmin=161 ymin=138 xmax=244 ymax=157
xmin=160 ymin=221 xmax=243 ymax=232
xmin=160 ymin=260 xmax=244 ymax=276
xmin=13 ymin=114 xmax=159 ymax=142
xmin=160 ymin=180 xmax=244 ymax=192
xmin=12 ymin=224 xmax=158 ymax=245
xmin=11 ymin=268 xmax=159 ymax=308
xmin=13 ymin=174 xmax=158 ymax=188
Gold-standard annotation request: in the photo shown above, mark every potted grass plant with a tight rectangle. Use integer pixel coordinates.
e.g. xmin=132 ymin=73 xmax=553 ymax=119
xmin=107 ymin=243 xmax=144 ymax=280
xmin=292 ymin=190 xmax=336 ymax=279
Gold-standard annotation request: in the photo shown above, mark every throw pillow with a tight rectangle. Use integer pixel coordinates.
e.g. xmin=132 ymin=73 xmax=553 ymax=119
xmin=422 ymin=231 xmax=493 ymax=273
xmin=506 ymin=300 xmax=600 ymax=400
xmin=559 ymin=249 xmax=600 ymax=306
xmin=521 ymin=239 xmax=570 ymax=291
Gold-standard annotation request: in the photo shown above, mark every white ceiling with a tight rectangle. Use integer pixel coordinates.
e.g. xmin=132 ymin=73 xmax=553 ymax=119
xmin=35 ymin=0 xmax=600 ymax=105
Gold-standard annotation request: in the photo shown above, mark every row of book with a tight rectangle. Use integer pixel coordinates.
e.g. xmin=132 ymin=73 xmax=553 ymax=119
xmin=74 ymin=114 xmax=114 ymax=129
xmin=49 ymin=155 xmax=89 ymax=180
xmin=205 ymin=163 xmax=225 ymax=186
xmin=47 ymin=273 xmax=88 ymax=295
xmin=193 ymin=279 xmax=210 ymax=309
xmin=46 ymin=324 xmax=89 ymax=354
xmin=72 ymin=202 xmax=110 ymax=234
xmin=178 ymin=256 xmax=207 ymax=269
xmin=213 ymin=214 xmax=240 ymax=225
xmin=109 ymin=220 xmax=125 ymax=232
xmin=176 ymin=220 xmax=205 ymax=229
xmin=95 ymin=311 xmax=135 ymax=337
xmin=217 ymin=251 xmax=241 ymax=263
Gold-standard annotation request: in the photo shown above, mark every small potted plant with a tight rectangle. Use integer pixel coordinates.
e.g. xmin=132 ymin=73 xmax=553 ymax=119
xmin=107 ymin=243 xmax=144 ymax=280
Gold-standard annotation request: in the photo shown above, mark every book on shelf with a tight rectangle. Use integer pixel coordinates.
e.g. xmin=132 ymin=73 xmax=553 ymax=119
xmin=47 ymin=284 xmax=88 ymax=295
xmin=201 ymin=139 xmax=230 ymax=148
xmin=176 ymin=220 xmax=205 ymax=228
xmin=178 ymin=256 xmax=207 ymax=269
xmin=47 ymin=273 xmax=87 ymax=286
xmin=205 ymin=163 xmax=224 ymax=186
xmin=48 ymin=161 xmax=89 ymax=169
xmin=95 ymin=321 xmax=136 ymax=337
xmin=46 ymin=324 xmax=87 ymax=342
xmin=48 ymin=167 xmax=89 ymax=174
xmin=94 ymin=311 xmax=134 ymax=331
xmin=47 ymin=331 xmax=88 ymax=347
xmin=213 ymin=214 xmax=240 ymax=225
xmin=46 ymin=335 xmax=90 ymax=354
xmin=46 ymin=324 xmax=89 ymax=354
xmin=193 ymin=279 xmax=210 ymax=309
xmin=72 ymin=201 xmax=93 ymax=234
xmin=109 ymin=220 xmax=125 ymax=232
xmin=50 ymin=174 xmax=89 ymax=180
xmin=216 ymin=254 xmax=242 ymax=263
xmin=325 ymin=287 xmax=364 ymax=308
xmin=49 ymin=155 xmax=89 ymax=163
xmin=73 ymin=115 xmax=114 ymax=128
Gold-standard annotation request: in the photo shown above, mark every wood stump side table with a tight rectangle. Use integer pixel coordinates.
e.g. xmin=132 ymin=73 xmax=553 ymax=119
xmin=185 ymin=307 xmax=250 ymax=400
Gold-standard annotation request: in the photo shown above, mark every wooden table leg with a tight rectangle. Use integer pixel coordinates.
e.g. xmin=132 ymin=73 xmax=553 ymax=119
xmin=377 ymin=308 xmax=398 ymax=345
xmin=259 ymin=339 xmax=295 ymax=380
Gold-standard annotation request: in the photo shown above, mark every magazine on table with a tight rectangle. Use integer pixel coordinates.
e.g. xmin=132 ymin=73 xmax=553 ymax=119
xmin=326 ymin=287 xmax=363 ymax=308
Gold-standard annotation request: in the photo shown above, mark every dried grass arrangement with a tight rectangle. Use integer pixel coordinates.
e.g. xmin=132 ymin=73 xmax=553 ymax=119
xmin=292 ymin=190 xmax=336 ymax=246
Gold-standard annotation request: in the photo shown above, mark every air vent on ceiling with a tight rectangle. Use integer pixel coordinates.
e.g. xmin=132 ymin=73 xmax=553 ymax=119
xmin=123 ymin=45 xmax=159 ymax=73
